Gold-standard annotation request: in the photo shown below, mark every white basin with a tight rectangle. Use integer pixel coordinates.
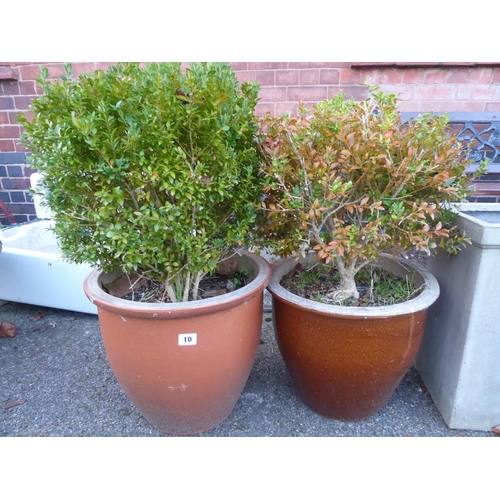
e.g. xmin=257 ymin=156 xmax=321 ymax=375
xmin=0 ymin=219 xmax=97 ymax=314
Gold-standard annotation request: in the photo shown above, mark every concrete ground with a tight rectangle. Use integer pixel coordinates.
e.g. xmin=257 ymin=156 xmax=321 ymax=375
xmin=0 ymin=294 xmax=496 ymax=437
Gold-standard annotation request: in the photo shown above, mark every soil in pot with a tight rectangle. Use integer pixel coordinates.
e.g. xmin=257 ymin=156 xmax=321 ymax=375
xmin=101 ymin=258 xmax=252 ymax=303
xmin=280 ymin=261 xmax=424 ymax=307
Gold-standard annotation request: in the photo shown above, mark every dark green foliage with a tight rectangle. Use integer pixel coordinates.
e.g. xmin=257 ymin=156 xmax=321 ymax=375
xmin=19 ymin=62 xmax=264 ymax=301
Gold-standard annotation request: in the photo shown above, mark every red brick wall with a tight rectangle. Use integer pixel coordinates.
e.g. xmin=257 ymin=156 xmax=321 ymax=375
xmin=1 ymin=61 xmax=500 ymax=224
xmin=237 ymin=62 xmax=500 ymax=115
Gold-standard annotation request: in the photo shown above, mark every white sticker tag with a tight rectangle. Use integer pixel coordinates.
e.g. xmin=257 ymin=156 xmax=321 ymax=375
xmin=178 ymin=333 xmax=197 ymax=346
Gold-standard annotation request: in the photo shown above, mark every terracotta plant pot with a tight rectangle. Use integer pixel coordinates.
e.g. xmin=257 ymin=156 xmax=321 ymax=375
xmin=267 ymin=254 xmax=439 ymax=422
xmin=84 ymin=250 xmax=271 ymax=435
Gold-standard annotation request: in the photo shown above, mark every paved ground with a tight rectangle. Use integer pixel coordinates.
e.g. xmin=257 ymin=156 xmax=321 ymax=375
xmin=0 ymin=295 xmax=496 ymax=437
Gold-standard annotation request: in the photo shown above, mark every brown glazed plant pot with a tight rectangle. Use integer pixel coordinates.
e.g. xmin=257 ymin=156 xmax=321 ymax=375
xmin=83 ymin=250 xmax=271 ymax=435
xmin=267 ymin=254 xmax=439 ymax=422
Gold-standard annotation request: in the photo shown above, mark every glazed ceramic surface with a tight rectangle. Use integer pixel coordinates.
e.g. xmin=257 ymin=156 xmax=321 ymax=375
xmin=268 ymin=254 xmax=439 ymax=421
xmin=84 ymin=251 xmax=271 ymax=435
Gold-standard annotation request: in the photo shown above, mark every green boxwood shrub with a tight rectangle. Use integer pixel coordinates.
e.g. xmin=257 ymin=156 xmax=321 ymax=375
xmin=19 ymin=62 xmax=264 ymax=302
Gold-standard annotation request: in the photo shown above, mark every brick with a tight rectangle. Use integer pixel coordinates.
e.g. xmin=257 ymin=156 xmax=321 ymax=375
xmin=289 ymin=62 xmax=332 ymax=69
xmin=0 ymin=140 xmax=15 ymax=151
xmin=7 ymin=165 xmax=23 ymax=176
xmin=404 ymin=100 xmax=468 ymax=113
xmin=362 ymin=69 xmax=383 ymax=85
xmin=256 ymin=70 xmax=275 ymax=86
xmin=96 ymin=62 xmax=117 ymax=71
xmin=23 ymin=166 xmax=37 ymax=177
xmin=398 ymin=101 xmax=434 ymax=112
xmin=235 ymin=71 xmax=256 ymax=84
xmin=9 ymin=111 xmax=23 ymax=124
xmin=299 ymin=70 xmax=320 ymax=85
xmin=270 ymin=62 xmax=288 ymax=69
xmin=287 ymin=86 xmax=327 ymax=102
xmin=413 ymin=85 xmax=457 ymax=101
xmin=469 ymin=68 xmax=493 ymax=83
xmin=0 ymin=152 xmax=27 ymax=163
xmin=0 ymin=97 xmax=14 ymax=110
xmin=424 ymin=69 xmax=447 ymax=83
xmin=1 ymin=177 xmax=30 ymax=189
xmin=436 ymin=101 xmax=471 ymax=112
xmin=378 ymin=85 xmax=413 ymax=101
xmin=72 ymin=63 xmax=97 ymax=75
xmin=402 ymin=69 xmax=425 ymax=84
xmin=275 ymin=103 xmax=298 ymax=116
xmin=259 ymin=87 xmax=287 ymax=101
xmin=230 ymin=62 xmax=248 ymax=71
xmin=19 ymin=63 xmax=66 ymax=81
xmin=459 ymin=101 xmax=486 ymax=112
xmin=378 ymin=69 xmax=403 ymax=84
xmin=0 ymin=125 xmax=21 ymax=139
xmin=13 ymin=96 xmax=34 ymax=110
xmin=276 ymin=70 xmax=299 ymax=86
xmin=4 ymin=202 xmax=36 ymax=214
xmin=492 ymin=69 xmax=500 ymax=83
xmin=457 ymin=84 xmax=500 ymax=100
xmin=331 ymin=85 xmax=367 ymax=101
xmin=18 ymin=81 xmax=36 ymax=95
xmin=0 ymin=112 xmax=8 ymax=124
xmin=341 ymin=68 xmax=380 ymax=84
xmin=0 ymin=191 xmax=10 ymax=202
xmin=46 ymin=63 xmax=66 ymax=79
xmin=302 ymin=102 xmax=319 ymax=113
xmin=0 ymin=66 xmax=19 ymax=81
xmin=13 ymin=214 xmax=29 ymax=223
xmin=35 ymin=81 xmax=45 ymax=95
xmin=485 ymin=102 xmax=500 ymax=112
xmin=1 ymin=82 xmax=20 ymax=95
xmin=446 ymin=69 xmax=469 ymax=83
xmin=255 ymin=102 xmax=274 ymax=117
xmin=15 ymin=141 xmax=29 ymax=152
xmin=444 ymin=101 xmax=469 ymax=112
xmin=10 ymin=191 xmax=25 ymax=202
xmin=0 ymin=165 xmax=6 ymax=176
xmin=19 ymin=65 xmax=44 ymax=80
xmin=319 ymin=69 xmax=339 ymax=85
xmin=248 ymin=62 xmax=271 ymax=70
xmin=340 ymin=69 xmax=358 ymax=84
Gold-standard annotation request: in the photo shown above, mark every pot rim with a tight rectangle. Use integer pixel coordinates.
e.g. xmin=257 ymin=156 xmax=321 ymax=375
xmin=267 ymin=253 xmax=439 ymax=318
xmin=83 ymin=249 xmax=271 ymax=319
